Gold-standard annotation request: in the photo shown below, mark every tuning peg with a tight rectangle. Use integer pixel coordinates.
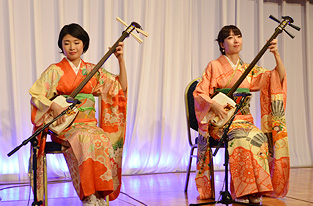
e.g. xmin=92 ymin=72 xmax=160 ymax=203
xmin=269 ymin=15 xmax=300 ymax=39
xmin=135 ymin=27 xmax=150 ymax=37
xmin=116 ymin=17 xmax=149 ymax=44
xmin=269 ymin=15 xmax=301 ymax=31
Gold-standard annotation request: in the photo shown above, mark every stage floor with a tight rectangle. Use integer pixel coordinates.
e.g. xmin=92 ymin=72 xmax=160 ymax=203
xmin=0 ymin=167 xmax=312 ymax=205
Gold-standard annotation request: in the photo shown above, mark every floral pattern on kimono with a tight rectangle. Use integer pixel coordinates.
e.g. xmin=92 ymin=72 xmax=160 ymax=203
xmin=29 ymin=58 xmax=127 ymax=202
xmin=193 ymin=55 xmax=289 ymax=199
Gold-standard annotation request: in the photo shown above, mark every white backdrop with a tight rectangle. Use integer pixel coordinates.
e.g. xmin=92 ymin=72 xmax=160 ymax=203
xmin=0 ymin=0 xmax=312 ymax=182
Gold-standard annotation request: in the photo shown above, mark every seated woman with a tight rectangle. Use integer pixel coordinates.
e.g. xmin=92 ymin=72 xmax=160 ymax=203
xmin=29 ymin=23 xmax=127 ymax=206
xmin=193 ymin=25 xmax=289 ymax=204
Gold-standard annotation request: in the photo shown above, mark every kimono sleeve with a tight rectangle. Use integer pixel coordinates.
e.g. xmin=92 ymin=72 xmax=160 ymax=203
xmin=193 ymin=62 xmax=216 ymax=137
xmin=96 ymin=68 xmax=127 ymax=200
xmin=260 ymin=67 xmax=289 ymax=197
xmin=29 ymin=65 xmax=63 ymax=127
xmin=93 ymin=68 xmax=121 ymax=97
xmin=248 ymin=64 xmax=272 ymax=91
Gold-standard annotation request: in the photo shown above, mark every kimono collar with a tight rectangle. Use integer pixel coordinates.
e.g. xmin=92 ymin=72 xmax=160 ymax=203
xmin=65 ymin=57 xmax=82 ymax=75
xmin=224 ymin=55 xmax=239 ymax=69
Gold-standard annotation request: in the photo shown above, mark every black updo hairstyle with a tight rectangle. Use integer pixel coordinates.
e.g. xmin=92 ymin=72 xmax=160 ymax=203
xmin=58 ymin=23 xmax=90 ymax=54
xmin=216 ymin=25 xmax=242 ymax=55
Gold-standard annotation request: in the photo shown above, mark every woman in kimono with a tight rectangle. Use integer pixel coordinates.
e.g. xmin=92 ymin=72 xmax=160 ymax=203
xmin=29 ymin=23 xmax=127 ymax=206
xmin=193 ymin=25 xmax=289 ymax=204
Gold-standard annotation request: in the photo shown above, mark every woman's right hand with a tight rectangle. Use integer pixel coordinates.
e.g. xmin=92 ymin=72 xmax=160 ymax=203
xmin=50 ymin=102 xmax=68 ymax=126
xmin=210 ymin=101 xmax=228 ymax=120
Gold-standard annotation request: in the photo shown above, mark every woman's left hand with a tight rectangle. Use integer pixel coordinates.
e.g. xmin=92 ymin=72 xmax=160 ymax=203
xmin=111 ymin=41 xmax=127 ymax=93
xmin=268 ymin=39 xmax=279 ymax=55
xmin=268 ymin=38 xmax=286 ymax=82
xmin=111 ymin=42 xmax=124 ymax=61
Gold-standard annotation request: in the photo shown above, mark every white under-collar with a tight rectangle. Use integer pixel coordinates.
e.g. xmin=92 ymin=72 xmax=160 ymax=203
xmin=224 ymin=55 xmax=239 ymax=69
xmin=65 ymin=57 xmax=81 ymax=75
xmin=224 ymin=55 xmax=252 ymax=83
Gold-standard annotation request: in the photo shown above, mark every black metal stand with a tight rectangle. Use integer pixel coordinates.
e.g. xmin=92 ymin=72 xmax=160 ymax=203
xmin=7 ymin=100 xmax=80 ymax=206
xmin=190 ymin=93 xmax=260 ymax=206
xmin=29 ymin=137 xmax=43 ymax=206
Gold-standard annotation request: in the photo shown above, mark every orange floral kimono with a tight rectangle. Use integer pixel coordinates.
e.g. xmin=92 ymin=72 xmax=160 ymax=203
xmin=29 ymin=58 xmax=127 ymax=202
xmin=193 ymin=55 xmax=289 ymax=199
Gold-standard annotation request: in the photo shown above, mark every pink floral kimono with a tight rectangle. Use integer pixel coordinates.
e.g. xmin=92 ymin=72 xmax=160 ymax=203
xmin=29 ymin=58 xmax=127 ymax=203
xmin=193 ymin=55 xmax=289 ymax=199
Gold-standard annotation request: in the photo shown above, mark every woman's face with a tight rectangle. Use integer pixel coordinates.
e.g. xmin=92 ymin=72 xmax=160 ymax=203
xmin=62 ymin=34 xmax=84 ymax=63
xmin=220 ymin=30 xmax=242 ymax=55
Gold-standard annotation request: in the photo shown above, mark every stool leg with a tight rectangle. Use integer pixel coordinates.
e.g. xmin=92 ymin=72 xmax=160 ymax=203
xmin=43 ymin=154 xmax=48 ymax=206
xmin=185 ymin=146 xmax=196 ymax=192
xmin=209 ymin=148 xmax=215 ymax=199
xmin=106 ymin=195 xmax=109 ymax=205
